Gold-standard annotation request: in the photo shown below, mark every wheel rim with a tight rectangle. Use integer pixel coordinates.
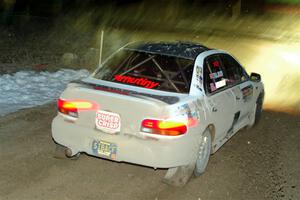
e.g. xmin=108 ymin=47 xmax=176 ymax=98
xmin=196 ymin=132 xmax=211 ymax=173
xmin=256 ymin=101 xmax=263 ymax=115
xmin=249 ymin=103 xmax=257 ymax=125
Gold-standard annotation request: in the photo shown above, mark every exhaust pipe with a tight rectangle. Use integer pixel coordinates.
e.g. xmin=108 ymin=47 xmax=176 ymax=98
xmin=65 ymin=148 xmax=73 ymax=158
xmin=65 ymin=147 xmax=80 ymax=160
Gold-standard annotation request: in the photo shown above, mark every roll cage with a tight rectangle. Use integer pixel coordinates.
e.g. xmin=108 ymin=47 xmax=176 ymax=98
xmin=94 ymin=50 xmax=195 ymax=93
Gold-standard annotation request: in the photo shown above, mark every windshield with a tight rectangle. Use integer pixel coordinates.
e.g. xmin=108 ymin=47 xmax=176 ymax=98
xmin=93 ymin=49 xmax=194 ymax=93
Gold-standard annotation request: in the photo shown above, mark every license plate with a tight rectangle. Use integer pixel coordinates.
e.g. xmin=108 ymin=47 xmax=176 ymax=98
xmin=91 ymin=140 xmax=117 ymax=160
xmin=95 ymin=110 xmax=121 ymax=134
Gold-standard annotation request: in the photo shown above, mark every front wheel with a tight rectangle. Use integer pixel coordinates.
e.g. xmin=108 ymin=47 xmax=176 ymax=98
xmin=254 ymin=94 xmax=264 ymax=125
xmin=247 ymin=93 xmax=264 ymax=129
xmin=194 ymin=130 xmax=212 ymax=177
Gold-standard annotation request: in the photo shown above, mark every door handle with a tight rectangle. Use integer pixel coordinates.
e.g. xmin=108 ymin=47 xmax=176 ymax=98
xmin=236 ymin=96 xmax=241 ymax=100
xmin=212 ymin=107 xmax=218 ymax=112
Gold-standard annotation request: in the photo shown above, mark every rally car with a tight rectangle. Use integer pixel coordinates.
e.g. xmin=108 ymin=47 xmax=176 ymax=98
xmin=52 ymin=41 xmax=264 ymax=186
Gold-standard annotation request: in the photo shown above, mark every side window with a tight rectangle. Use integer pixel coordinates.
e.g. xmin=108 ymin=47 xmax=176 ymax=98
xmin=204 ymin=55 xmax=228 ymax=94
xmin=220 ymin=54 xmax=248 ymax=85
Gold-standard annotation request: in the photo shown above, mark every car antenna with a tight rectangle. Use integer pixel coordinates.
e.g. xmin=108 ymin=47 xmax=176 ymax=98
xmin=98 ymin=30 xmax=104 ymax=67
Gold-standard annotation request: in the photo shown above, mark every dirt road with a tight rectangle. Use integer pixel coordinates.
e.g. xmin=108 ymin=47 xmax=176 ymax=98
xmin=0 ymin=104 xmax=299 ymax=200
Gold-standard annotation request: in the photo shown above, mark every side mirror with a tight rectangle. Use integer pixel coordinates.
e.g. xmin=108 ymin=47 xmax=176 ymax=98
xmin=250 ymin=72 xmax=261 ymax=82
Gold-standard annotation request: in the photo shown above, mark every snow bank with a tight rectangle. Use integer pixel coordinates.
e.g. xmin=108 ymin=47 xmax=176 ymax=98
xmin=0 ymin=69 xmax=89 ymax=116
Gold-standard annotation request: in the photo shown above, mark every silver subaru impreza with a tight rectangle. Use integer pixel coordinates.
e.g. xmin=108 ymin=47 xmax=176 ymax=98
xmin=52 ymin=42 xmax=264 ymax=186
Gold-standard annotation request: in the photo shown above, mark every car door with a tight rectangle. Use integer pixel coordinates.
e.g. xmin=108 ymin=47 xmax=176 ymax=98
xmin=203 ymin=54 xmax=236 ymax=141
xmin=220 ymin=53 xmax=255 ymax=130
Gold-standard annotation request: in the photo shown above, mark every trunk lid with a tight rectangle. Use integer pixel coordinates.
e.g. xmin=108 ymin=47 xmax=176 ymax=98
xmin=60 ymin=81 xmax=183 ymax=136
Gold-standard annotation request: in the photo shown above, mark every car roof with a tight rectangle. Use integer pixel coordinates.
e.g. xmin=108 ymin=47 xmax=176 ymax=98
xmin=124 ymin=41 xmax=211 ymax=60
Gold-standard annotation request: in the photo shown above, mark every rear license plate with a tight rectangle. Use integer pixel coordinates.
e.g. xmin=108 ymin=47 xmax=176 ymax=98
xmin=91 ymin=140 xmax=117 ymax=160
xmin=95 ymin=110 xmax=121 ymax=134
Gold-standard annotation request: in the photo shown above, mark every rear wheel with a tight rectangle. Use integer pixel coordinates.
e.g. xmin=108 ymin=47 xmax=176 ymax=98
xmin=194 ymin=130 xmax=211 ymax=177
xmin=254 ymin=94 xmax=263 ymax=125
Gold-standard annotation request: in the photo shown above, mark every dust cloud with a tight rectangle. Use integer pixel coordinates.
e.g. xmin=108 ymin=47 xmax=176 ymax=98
xmin=95 ymin=28 xmax=300 ymax=114
xmin=67 ymin=3 xmax=300 ymax=113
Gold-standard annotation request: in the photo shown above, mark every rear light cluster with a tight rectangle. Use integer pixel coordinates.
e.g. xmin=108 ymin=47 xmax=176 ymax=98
xmin=141 ymin=119 xmax=187 ymax=136
xmin=57 ymin=98 xmax=98 ymax=118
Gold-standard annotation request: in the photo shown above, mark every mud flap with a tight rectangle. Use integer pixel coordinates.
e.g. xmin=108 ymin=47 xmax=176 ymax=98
xmin=53 ymin=143 xmax=67 ymax=159
xmin=162 ymin=161 xmax=196 ymax=187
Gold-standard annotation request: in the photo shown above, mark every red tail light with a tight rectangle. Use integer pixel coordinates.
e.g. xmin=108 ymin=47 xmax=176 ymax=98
xmin=57 ymin=98 xmax=98 ymax=118
xmin=141 ymin=119 xmax=187 ymax=136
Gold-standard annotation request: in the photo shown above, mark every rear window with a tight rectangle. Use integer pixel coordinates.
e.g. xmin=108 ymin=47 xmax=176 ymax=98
xmin=93 ymin=49 xmax=194 ymax=93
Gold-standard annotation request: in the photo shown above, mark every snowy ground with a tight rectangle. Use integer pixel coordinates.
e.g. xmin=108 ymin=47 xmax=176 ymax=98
xmin=0 ymin=69 xmax=89 ymax=116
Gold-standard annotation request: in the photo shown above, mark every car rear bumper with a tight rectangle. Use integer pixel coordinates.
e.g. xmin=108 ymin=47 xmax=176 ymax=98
xmin=52 ymin=115 xmax=201 ymax=168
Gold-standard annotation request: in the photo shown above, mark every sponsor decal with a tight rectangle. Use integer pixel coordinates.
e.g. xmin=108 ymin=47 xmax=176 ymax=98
xmin=241 ymin=85 xmax=253 ymax=102
xmin=215 ymin=79 xmax=226 ymax=89
xmin=176 ymin=101 xmax=201 ymax=126
xmin=95 ymin=110 xmax=121 ymax=134
xmin=212 ymin=60 xmax=220 ymax=67
xmin=210 ymin=83 xmax=217 ymax=92
xmin=177 ymin=103 xmax=192 ymax=117
xmin=196 ymin=66 xmax=202 ymax=76
xmin=114 ymin=75 xmax=159 ymax=89
xmin=196 ymin=66 xmax=203 ymax=90
xmin=209 ymin=71 xmax=223 ymax=79
xmin=210 ymin=79 xmax=226 ymax=92
xmin=196 ymin=84 xmax=202 ymax=91
xmin=199 ymin=79 xmax=203 ymax=87
xmin=191 ymin=110 xmax=200 ymax=120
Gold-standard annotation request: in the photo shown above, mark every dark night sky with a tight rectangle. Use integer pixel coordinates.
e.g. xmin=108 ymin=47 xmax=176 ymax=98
xmin=1 ymin=0 xmax=266 ymax=16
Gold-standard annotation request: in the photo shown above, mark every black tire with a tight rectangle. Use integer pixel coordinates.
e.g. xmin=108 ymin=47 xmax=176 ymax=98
xmin=254 ymin=93 xmax=264 ymax=125
xmin=246 ymin=92 xmax=264 ymax=130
